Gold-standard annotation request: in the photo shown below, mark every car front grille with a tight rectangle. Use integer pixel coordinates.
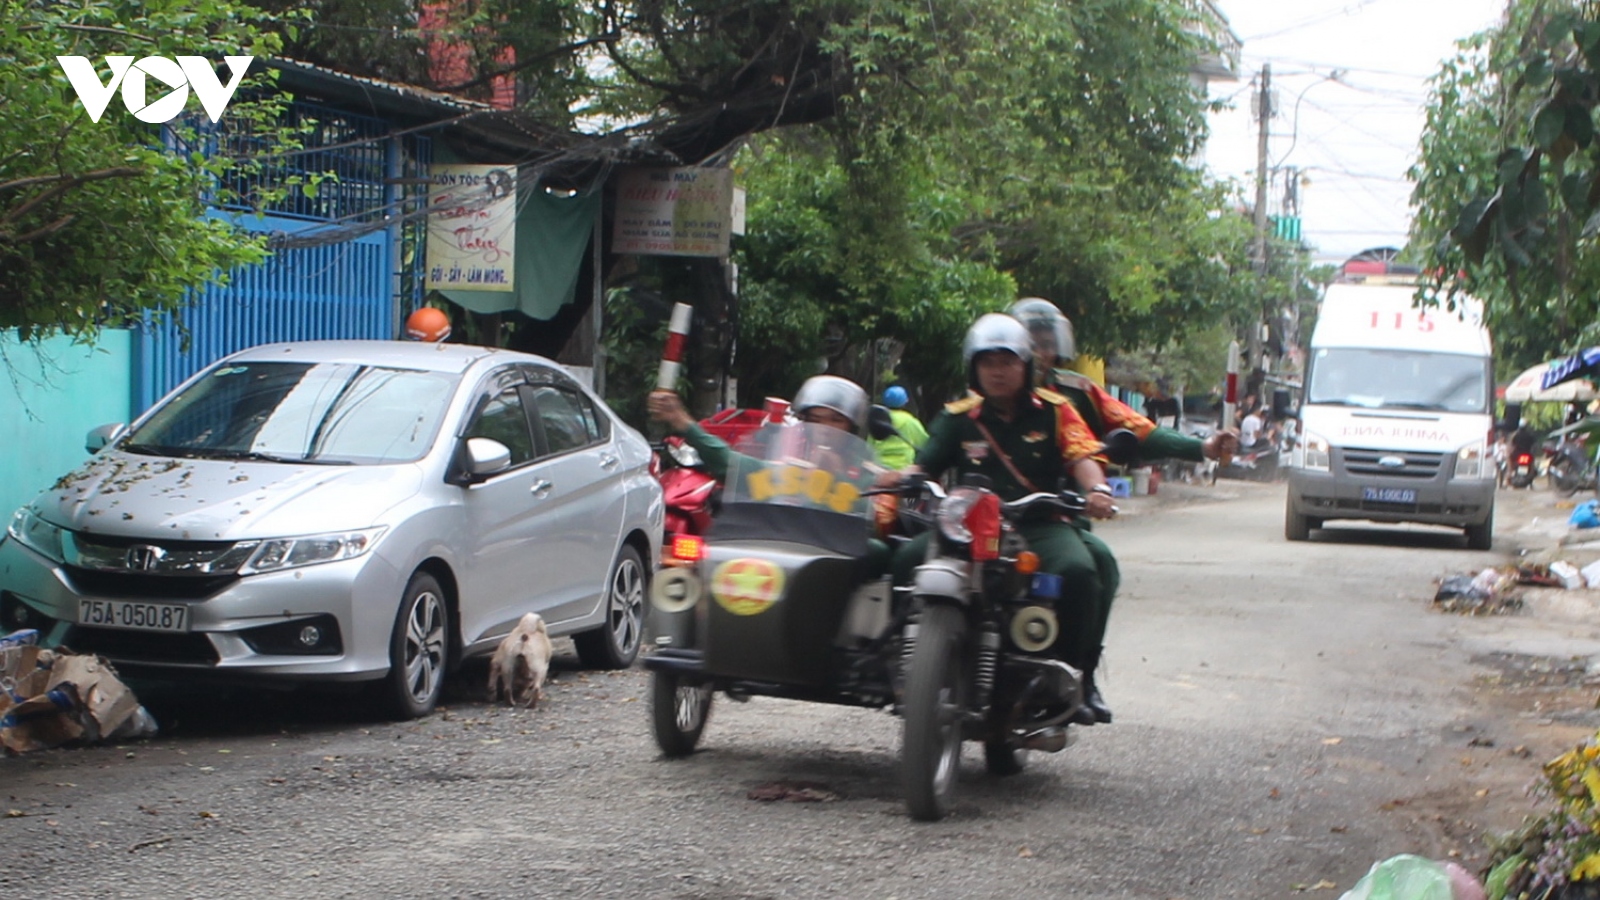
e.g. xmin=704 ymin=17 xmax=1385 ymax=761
xmin=1340 ymin=447 xmax=1446 ymax=479
xmin=63 ymin=566 xmax=237 ymax=600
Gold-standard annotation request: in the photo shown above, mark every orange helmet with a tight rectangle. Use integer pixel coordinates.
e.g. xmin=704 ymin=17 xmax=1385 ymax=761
xmin=405 ymin=307 xmax=451 ymax=342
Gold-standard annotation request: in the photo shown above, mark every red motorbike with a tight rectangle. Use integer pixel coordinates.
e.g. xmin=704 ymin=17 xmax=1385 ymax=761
xmin=652 ymin=401 xmax=791 ymax=563
xmin=652 ymin=436 xmax=718 ymax=551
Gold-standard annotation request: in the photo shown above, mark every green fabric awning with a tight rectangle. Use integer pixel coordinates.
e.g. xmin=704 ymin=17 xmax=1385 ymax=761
xmin=438 ymin=181 xmax=599 ymax=321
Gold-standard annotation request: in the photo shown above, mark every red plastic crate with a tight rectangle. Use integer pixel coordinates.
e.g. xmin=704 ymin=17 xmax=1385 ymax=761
xmin=699 ymin=408 xmax=770 ymax=446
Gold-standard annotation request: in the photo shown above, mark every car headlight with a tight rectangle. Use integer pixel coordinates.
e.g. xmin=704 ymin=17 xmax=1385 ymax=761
xmin=1300 ymin=431 xmax=1331 ymax=471
xmin=937 ymin=487 xmax=983 ymax=544
xmin=238 ymin=527 xmax=386 ymax=575
xmin=1455 ymin=440 xmax=1488 ymax=480
xmin=6 ymin=507 xmax=66 ymax=563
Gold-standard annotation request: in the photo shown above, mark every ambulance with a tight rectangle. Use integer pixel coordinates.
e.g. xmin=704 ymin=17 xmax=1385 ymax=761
xmin=1285 ymin=279 xmax=1496 ymax=548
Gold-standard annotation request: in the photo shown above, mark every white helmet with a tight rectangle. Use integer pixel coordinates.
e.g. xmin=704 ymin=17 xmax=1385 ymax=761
xmin=962 ymin=314 xmax=1034 ymax=391
xmin=1009 ymin=297 xmax=1076 ymax=363
xmin=792 ymin=375 xmax=869 ymax=434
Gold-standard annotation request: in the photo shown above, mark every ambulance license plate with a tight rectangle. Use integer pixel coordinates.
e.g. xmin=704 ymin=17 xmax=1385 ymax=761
xmin=1362 ymin=486 xmax=1416 ymax=504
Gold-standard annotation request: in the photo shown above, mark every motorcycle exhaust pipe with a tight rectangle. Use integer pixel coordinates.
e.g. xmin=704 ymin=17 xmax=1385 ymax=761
xmin=1020 ymin=726 xmax=1074 ymax=753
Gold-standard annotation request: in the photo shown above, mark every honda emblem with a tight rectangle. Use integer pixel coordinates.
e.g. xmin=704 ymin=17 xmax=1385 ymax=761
xmin=125 ymin=545 xmax=167 ymax=571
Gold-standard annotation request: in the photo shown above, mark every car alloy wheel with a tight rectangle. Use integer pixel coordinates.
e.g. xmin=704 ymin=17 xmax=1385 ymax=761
xmin=575 ymin=545 xmax=647 ymax=669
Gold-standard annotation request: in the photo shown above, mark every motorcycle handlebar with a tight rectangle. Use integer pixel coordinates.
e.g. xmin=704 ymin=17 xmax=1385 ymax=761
xmin=1001 ymin=490 xmax=1087 ymax=519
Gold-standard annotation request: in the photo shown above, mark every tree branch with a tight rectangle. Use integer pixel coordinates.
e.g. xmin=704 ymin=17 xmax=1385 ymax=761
xmin=0 ymin=166 xmax=144 ymax=196
xmin=436 ymin=32 xmax=621 ymax=93
xmin=603 ymin=35 xmax=696 ymax=97
xmin=1 ymin=167 xmax=145 ymax=225
xmin=5 ymin=214 xmax=77 ymax=244
xmin=18 ymin=23 xmax=158 ymax=43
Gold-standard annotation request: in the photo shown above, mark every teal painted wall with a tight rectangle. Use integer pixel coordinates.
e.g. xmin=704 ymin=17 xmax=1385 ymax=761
xmin=0 ymin=330 xmax=134 ymax=518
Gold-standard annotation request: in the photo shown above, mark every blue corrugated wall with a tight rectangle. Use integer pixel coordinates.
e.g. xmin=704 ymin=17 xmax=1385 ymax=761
xmin=132 ymin=214 xmax=394 ymax=412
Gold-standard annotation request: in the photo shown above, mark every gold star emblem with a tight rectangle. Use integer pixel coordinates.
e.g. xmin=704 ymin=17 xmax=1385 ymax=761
xmin=711 ymin=558 xmax=786 ymax=615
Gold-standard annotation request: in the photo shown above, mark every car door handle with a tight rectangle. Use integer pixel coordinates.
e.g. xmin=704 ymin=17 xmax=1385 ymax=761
xmin=599 ymin=453 xmax=620 ymax=470
xmin=530 ymin=479 xmax=553 ymax=498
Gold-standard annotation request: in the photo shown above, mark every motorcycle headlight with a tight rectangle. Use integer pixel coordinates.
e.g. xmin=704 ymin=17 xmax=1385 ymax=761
xmin=936 ymin=487 xmax=983 ymax=544
xmin=238 ymin=527 xmax=386 ymax=575
xmin=1455 ymin=440 xmax=1487 ymax=480
xmin=1300 ymin=430 xmax=1330 ymax=471
xmin=6 ymin=507 xmax=66 ymax=563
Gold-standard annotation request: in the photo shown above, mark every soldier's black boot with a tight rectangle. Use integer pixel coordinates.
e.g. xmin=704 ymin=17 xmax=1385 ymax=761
xmin=1082 ymin=646 xmax=1112 ymax=724
xmin=1066 ymin=651 xmax=1098 ymax=726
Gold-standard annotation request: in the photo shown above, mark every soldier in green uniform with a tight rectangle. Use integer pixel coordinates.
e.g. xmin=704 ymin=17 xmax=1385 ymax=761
xmin=649 ymin=375 xmax=894 ymax=575
xmin=1008 ymin=297 xmax=1238 ymax=723
xmin=886 ymin=313 xmax=1118 ymax=726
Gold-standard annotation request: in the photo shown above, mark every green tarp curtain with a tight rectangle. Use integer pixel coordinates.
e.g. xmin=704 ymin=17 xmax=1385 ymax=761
xmin=437 ymin=166 xmax=599 ymax=321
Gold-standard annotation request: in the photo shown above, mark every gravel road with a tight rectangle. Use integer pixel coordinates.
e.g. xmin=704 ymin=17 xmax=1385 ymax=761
xmin=5 ymin=480 xmax=1599 ymax=898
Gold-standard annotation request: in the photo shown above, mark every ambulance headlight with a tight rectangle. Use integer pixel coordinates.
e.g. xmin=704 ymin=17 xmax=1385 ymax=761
xmin=1455 ymin=440 xmax=1489 ymax=480
xmin=1300 ymin=431 xmax=1330 ymax=471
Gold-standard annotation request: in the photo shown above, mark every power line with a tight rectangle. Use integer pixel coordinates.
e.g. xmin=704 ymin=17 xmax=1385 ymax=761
xmin=1239 ymin=0 xmax=1390 ymax=43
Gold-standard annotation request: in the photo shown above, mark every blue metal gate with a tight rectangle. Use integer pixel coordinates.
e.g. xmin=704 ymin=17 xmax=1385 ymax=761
xmin=132 ymin=214 xmax=394 ymax=411
xmin=133 ymin=101 xmax=431 ymax=411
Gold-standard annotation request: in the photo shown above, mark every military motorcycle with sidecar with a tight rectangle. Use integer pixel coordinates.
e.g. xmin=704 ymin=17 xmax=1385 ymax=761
xmin=643 ymin=421 xmax=1136 ymax=820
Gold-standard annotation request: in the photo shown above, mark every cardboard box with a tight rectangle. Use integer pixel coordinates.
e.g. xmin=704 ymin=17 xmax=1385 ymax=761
xmin=1 ymin=648 xmax=143 ymax=753
xmin=45 ymin=654 xmax=140 ymax=740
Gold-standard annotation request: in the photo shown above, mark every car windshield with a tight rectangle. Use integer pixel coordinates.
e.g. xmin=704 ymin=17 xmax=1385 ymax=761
xmin=123 ymin=361 xmax=459 ymax=465
xmin=723 ymin=422 xmax=879 ymax=519
xmin=1306 ymin=348 xmax=1490 ymax=414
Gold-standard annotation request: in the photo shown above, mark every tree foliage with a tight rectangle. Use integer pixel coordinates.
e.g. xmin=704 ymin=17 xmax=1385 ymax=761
xmin=9 ymin=0 xmax=1261 ymax=409
xmin=1411 ymin=0 xmax=1600 ymax=369
xmin=0 ymin=0 xmax=301 ymax=340
xmin=723 ymin=0 xmax=1260 ymax=405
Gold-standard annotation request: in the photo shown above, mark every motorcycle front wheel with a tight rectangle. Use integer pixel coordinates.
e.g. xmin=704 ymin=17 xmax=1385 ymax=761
xmin=901 ymin=603 xmax=969 ymax=821
xmin=650 ymin=671 xmax=714 ymax=758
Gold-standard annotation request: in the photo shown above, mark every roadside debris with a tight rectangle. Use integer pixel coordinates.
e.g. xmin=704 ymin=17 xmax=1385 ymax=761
xmin=1432 ymin=569 xmax=1524 ymax=615
xmin=1551 ymin=560 xmax=1585 ymax=589
xmin=1337 ymin=853 xmax=1484 ymax=899
xmin=1480 ymin=728 xmax=1600 ymax=899
xmin=1571 ymin=499 xmax=1600 ymax=531
xmin=746 ymin=780 xmax=839 ymax=803
xmin=1 ymin=629 xmax=158 ymax=754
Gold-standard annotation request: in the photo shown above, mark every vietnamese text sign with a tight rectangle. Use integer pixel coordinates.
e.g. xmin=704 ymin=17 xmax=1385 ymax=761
xmin=613 ymin=167 xmax=733 ymax=257
xmin=427 ymin=165 xmax=516 ymax=292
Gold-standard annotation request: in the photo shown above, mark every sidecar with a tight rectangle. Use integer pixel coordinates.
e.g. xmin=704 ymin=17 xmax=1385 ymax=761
xmin=642 ymin=423 xmax=902 ymax=757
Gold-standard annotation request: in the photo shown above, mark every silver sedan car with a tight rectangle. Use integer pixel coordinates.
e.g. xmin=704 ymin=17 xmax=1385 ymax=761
xmin=0 ymin=341 xmax=663 ymax=717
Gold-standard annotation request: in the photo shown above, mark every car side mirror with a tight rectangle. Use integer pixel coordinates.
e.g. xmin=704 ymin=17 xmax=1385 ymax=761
xmin=85 ymin=423 xmax=128 ymax=454
xmin=866 ymin=405 xmax=901 ymax=442
xmin=1100 ymin=428 xmax=1139 ymax=465
xmin=464 ymin=437 xmax=512 ymax=478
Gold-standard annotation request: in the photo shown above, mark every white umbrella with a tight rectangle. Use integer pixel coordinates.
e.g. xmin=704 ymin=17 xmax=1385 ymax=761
xmin=1504 ymin=361 xmax=1600 ymax=403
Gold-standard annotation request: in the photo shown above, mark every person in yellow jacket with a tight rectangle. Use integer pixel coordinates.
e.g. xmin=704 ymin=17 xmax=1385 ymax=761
xmin=868 ymin=385 xmax=928 ymax=469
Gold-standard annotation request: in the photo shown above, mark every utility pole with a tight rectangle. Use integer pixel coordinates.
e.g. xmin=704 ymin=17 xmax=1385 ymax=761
xmin=1252 ymin=63 xmax=1272 ymax=275
xmin=1249 ymin=63 xmax=1273 ymax=398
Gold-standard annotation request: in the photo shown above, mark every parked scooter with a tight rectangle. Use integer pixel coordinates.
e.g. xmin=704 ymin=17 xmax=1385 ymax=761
xmin=1545 ymin=437 xmax=1590 ymax=496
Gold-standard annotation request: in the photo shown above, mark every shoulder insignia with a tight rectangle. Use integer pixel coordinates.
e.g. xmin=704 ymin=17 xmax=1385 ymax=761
xmin=1034 ymin=387 xmax=1068 ymax=405
xmin=945 ymin=394 xmax=982 ymax=414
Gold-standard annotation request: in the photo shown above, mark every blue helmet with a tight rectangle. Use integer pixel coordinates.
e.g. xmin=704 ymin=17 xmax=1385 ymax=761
xmin=883 ymin=385 xmax=909 ymax=409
